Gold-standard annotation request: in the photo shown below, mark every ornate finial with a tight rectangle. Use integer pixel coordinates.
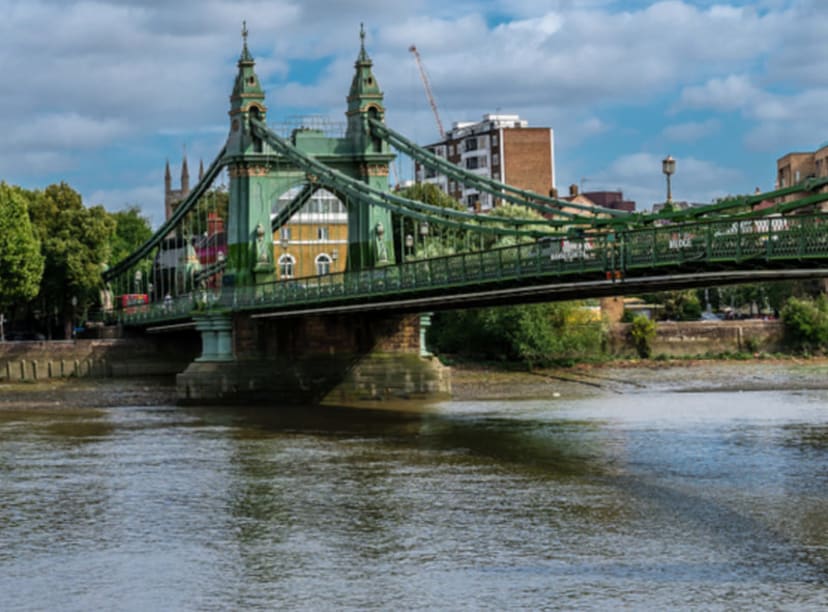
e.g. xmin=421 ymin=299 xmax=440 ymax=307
xmin=358 ymin=23 xmax=369 ymax=62
xmin=239 ymin=20 xmax=253 ymax=62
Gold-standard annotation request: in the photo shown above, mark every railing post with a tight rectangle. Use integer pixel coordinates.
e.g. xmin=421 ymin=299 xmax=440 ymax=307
xmin=736 ymin=221 xmax=742 ymax=260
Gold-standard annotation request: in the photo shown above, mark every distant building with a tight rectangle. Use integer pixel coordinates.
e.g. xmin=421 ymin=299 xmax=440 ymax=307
xmin=165 ymin=156 xmax=204 ymax=220
xmin=581 ymin=190 xmax=636 ymax=212
xmin=557 ymin=185 xmax=635 ymax=218
xmin=776 ymin=145 xmax=828 ymax=207
xmin=271 ymin=187 xmax=348 ymax=279
xmin=414 ymin=114 xmax=555 ymax=212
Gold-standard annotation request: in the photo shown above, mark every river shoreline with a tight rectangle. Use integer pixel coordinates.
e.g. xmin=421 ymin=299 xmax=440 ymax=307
xmin=2 ymin=357 xmax=828 ymax=409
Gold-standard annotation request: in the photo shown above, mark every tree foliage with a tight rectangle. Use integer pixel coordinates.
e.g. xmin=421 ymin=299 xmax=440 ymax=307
xmin=109 ymin=206 xmax=153 ymax=267
xmin=0 ymin=183 xmax=44 ymax=312
xmin=629 ymin=315 xmax=657 ymax=358
xmin=428 ymin=302 xmax=606 ymax=368
xmin=780 ymin=295 xmax=828 ymax=353
xmin=26 ymin=182 xmax=115 ymax=334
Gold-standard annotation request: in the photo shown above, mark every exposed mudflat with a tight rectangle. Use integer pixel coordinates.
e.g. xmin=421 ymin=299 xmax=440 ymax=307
xmin=449 ymin=358 xmax=828 ymax=401
xmin=2 ymin=359 xmax=828 ymax=408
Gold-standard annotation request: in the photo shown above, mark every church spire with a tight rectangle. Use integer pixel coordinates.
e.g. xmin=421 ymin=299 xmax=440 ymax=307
xmin=181 ymin=153 xmax=190 ymax=193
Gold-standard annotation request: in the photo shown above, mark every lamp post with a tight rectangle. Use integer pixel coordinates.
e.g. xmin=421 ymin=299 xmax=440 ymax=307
xmin=71 ymin=296 xmax=77 ymax=339
xmin=134 ymin=269 xmax=142 ymax=294
xmin=662 ymin=155 xmax=676 ymax=203
xmin=331 ymin=248 xmax=339 ymax=272
xmin=419 ymin=221 xmax=429 ymax=254
xmin=279 ymin=234 xmax=289 ymax=278
xmin=405 ymin=234 xmax=414 ymax=260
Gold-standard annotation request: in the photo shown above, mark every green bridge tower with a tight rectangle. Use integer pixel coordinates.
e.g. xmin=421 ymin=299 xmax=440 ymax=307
xmin=222 ymin=23 xmax=396 ymax=290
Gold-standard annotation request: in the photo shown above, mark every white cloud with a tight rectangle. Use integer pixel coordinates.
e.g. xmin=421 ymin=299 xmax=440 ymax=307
xmin=662 ymin=118 xmax=720 ymax=142
xmin=677 ymin=75 xmax=760 ymax=112
xmin=592 ymin=152 xmax=746 ymax=210
xmin=0 ymin=0 xmax=824 ymax=232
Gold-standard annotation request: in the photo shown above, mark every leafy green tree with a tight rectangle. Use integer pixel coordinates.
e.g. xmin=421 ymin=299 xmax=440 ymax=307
xmin=781 ymin=295 xmax=828 ymax=353
xmin=660 ymin=290 xmax=702 ymax=320
xmin=428 ymin=302 xmax=606 ymax=368
xmin=0 ymin=183 xmax=44 ymax=315
xmin=109 ymin=206 xmax=153 ymax=266
xmin=28 ymin=182 xmax=115 ymax=337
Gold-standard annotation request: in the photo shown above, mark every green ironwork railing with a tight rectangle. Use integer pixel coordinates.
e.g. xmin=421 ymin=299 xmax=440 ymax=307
xmin=113 ymin=211 xmax=828 ymax=325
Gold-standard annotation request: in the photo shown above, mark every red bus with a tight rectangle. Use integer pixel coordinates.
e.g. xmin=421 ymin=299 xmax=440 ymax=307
xmin=117 ymin=294 xmax=149 ymax=313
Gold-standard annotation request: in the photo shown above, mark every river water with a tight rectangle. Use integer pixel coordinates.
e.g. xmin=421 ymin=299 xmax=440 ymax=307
xmin=1 ymin=379 xmax=826 ymax=610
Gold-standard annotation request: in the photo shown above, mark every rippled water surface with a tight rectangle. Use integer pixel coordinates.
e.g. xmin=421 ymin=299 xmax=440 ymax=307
xmin=1 ymin=387 xmax=827 ymax=610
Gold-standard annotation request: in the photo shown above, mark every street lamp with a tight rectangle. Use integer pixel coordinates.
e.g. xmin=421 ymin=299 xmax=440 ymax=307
xmin=331 ymin=248 xmax=339 ymax=271
xmin=419 ymin=221 xmax=429 ymax=254
xmin=134 ymin=269 xmax=142 ymax=294
xmin=405 ymin=233 xmax=414 ymax=259
xmin=71 ymin=296 xmax=77 ymax=338
xmin=662 ymin=155 xmax=676 ymax=203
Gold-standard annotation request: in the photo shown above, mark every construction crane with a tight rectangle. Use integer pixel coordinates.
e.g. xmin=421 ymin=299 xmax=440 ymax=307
xmin=409 ymin=45 xmax=446 ymax=139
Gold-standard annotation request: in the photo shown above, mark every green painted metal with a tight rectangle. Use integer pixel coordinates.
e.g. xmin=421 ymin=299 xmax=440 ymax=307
xmin=115 ymin=210 xmax=828 ymax=326
xmin=102 ymin=145 xmax=227 ymax=283
xmin=104 ymin=25 xmax=828 ymax=330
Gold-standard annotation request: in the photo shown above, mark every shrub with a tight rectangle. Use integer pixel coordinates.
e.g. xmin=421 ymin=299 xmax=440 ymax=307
xmin=780 ymin=295 xmax=828 ymax=353
xmin=629 ymin=315 xmax=657 ymax=358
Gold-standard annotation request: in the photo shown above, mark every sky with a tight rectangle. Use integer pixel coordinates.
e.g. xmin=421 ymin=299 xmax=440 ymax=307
xmin=1 ymin=0 xmax=826 ymax=227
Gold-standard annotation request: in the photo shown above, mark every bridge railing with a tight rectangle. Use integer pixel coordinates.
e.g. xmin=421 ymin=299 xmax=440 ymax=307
xmin=114 ymin=212 xmax=828 ymax=324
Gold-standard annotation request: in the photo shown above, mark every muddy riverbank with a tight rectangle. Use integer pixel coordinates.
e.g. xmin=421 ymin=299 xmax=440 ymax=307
xmin=449 ymin=357 xmax=828 ymax=400
xmin=2 ymin=358 xmax=828 ymax=408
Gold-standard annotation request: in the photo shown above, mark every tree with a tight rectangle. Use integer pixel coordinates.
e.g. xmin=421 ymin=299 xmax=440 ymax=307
xmin=0 ymin=183 xmax=44 ymax=315
xmin=28 ymin=183 xmax=115 ymax=337
xmin=428 ymin=302 xmax=606 ymax=368
xmin=109 ymin=206 xmax=153 ymax=266
xmin=629 ymin=315 xmax=657 ymax=358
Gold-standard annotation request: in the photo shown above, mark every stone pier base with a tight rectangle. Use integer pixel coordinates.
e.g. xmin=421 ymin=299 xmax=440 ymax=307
xmin=176 ymin=352 xmax=451 ymax=407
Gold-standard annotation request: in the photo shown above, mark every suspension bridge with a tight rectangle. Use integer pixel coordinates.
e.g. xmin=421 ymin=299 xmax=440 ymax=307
xmin=101 ymin=26 xmax=828 ymax=405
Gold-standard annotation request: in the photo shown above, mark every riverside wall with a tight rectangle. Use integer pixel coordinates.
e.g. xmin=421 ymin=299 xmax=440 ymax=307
xmin=609 ymin=320 xmax=785 ymax=357
xmin=0 ymin=332 xmax=200 ymax=382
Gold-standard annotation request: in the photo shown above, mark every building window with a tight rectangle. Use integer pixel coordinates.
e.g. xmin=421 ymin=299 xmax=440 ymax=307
xmin=466 ymin=156 xmax=480 ymax=170
xmin=279 ymin=226 xmax=291 ymax=241
xmin=315 ymin=253 xmax=332 ymax=276
xmin=465 ymin=138 xmax=478 ymax=152
xmin=466 ymin=194 xmax=478 ymax=208
xmin=795 ymin=170 xmax=801 ymax=183
xmin=278 ymin=254 xmax=295 ymax=279
xmin=492 ymin=153 xmax=499 ymax=166
xmin=317 ymin=226 xmax=329 ymax=240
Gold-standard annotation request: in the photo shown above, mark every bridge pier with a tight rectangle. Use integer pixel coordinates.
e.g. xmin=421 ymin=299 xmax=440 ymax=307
xmin=177 ymin=312 xmax=450 ymax=407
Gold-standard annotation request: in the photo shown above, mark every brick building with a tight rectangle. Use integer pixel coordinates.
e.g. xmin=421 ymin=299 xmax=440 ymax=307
xmin=581 ymin=190 xmax=636 ymax=213
xmin=776 ymin=144 xmax=828 ymax=205
xmin=414 ymin=114 xmax=555 ymax=211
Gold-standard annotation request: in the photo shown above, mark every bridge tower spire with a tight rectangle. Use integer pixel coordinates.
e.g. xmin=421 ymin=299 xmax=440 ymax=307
xmin=344 ymin=24 xmax=396 ymax=269
xmin=223 ymin=21 xmax=274 ymax=289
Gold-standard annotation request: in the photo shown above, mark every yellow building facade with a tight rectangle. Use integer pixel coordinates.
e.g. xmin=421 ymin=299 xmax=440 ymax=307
xmin=272 ymin=188 xmax=349 ymax=280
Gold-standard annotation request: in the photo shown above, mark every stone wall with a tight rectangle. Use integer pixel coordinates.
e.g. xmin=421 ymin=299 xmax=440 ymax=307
xmin=609 ymin=320 xmax=785 ymax=357
xmin=0 ymin=332 xmax=200 ymax=382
